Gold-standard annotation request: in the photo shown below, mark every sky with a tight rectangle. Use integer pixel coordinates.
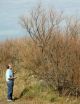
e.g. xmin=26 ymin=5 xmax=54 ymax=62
xmin=0 ymin=0 xmax=80 ymax=41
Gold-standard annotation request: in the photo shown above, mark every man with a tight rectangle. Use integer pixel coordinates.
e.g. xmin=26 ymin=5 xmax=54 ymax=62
xmin=6 ymin=64 xmax=16 ymax=101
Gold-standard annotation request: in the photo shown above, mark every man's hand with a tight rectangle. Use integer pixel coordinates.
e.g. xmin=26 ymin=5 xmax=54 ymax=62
xmin=14 ymin=76 xmax=17 ymax=79
xmin=13 ymin=71 xmax=17 ymax=74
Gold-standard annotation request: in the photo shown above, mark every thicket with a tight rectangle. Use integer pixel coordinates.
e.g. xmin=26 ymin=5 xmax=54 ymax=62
xmin=0 ymin=6 xmax=80 ymax=96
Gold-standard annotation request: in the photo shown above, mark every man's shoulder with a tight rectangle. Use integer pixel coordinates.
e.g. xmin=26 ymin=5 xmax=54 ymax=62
xmin=6 ymin=69 xmax=11 ymax=73
xmin=6 ymin=69 xmax=10 ymax=71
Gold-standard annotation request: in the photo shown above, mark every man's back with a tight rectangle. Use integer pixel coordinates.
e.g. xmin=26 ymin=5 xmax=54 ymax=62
xmin=6 ymin=69 xmax=13 ymax=82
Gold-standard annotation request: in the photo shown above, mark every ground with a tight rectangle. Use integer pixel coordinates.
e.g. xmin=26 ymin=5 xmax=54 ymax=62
xmin=0 ymin=71 xmax=80 ymax=104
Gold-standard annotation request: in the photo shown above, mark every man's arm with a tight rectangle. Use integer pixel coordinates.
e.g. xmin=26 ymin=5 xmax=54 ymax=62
xmin=8 ymin=76 xmax=17 ymax=80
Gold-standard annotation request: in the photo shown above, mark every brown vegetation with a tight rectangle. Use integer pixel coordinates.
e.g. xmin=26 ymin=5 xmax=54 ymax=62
xmin=0 ymin=6 xmax=80 ymax=98
xmin=21 ymin=6 xmax=80 ymax=96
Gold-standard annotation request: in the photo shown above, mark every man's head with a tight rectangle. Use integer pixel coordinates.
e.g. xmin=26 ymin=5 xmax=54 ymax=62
xmin=7 ymin=64 xmax=12 ymax=69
